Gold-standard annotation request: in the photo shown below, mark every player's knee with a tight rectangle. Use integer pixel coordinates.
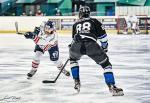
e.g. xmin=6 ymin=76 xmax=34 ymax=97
xmin=33 ymin=51 xmax=43 ymax=64
xmin=32 ymin=51 xmax=43 ymax=69
xmin=98 ymin=57 xmax=112 ymax=69
xmin=70 ymin=58 xmax=79 ymax=68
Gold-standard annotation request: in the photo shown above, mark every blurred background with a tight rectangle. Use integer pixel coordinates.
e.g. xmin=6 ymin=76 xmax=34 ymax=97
xmin=0 ymin=0 xmax=150 ymax=34
xmin=1 ymin=0 xmax=150 ymax=16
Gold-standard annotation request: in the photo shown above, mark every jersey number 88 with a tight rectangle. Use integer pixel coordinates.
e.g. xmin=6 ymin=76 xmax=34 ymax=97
xmin=76 ymin=22 xmax=91 ymax=33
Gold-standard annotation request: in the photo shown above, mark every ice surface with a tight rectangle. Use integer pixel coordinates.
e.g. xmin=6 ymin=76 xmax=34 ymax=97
xmin=0 ymin=34 xmax=150 ymax=103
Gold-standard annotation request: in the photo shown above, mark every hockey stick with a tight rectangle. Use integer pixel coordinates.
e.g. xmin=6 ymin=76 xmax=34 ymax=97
xmin=15 ymin=22 xmax=24 ymax=35
xmin=42 ymin=58 xmax=70 ymax=83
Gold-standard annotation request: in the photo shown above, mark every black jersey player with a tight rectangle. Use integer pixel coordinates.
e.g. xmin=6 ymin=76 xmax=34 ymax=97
xmin=69 ymin=6 xmax=124 ymax=96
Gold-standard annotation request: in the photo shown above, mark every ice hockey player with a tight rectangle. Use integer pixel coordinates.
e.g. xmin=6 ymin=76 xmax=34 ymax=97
xmin=24 ymin=20 xmax=70 ymax=79
xmin=69 ymin=6 xmax=124 ymax=96
xmin=123 ymin=14 xmax=140 ymax=34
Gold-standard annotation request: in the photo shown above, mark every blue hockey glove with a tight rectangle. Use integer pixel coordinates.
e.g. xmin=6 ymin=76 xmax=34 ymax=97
xmin=24 ymin=32 xmax=35 ymax=39
xmin=101 ymin=42 xmax=108 ymax=52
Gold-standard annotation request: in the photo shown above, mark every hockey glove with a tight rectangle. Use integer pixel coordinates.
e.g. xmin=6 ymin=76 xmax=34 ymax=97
xmin=101 ymin=42 xmax=108 ymax=52
xmin=24 ymin=32 xmax=35 ymax=39
xmin=74 ymin=34 xmax=82 ymax=42
xmin=68 ymin=44 xmax=71 ymax=48
xmin=34 ymin=27 xmax=40 ymax=35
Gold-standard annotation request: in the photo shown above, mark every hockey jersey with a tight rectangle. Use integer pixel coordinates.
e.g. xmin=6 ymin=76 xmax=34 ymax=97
xmin=33 ymin=22 xmax=58 ymax=51
xmin=72 ymin=17 xmax=107 ymax=42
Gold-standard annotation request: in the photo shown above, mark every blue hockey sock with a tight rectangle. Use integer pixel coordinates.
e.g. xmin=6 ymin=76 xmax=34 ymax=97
xmin=104 ymin=72 xmax=115 ymax=85
xmin=71 ymin=66 xmax=79 ymax=79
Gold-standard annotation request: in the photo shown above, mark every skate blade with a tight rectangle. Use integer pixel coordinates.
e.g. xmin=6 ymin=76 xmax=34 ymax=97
xmin=112 ymin=91 xmax=124 ymax=96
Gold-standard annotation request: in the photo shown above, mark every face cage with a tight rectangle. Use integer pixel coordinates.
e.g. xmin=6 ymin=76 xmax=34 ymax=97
xmin=44 ymin=25 xmax=54 ymax=35
xmin=79 ymin=12 xmax=90 ymax=19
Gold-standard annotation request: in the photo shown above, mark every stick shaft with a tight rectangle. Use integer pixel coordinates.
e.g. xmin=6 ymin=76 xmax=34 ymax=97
xmin=54 ymin=59 xmax=70 ymax=82
xmin=15 ymin=22 xmax=24 ymax=35
xmin=42 ymin=58 xmax=70 ymax=83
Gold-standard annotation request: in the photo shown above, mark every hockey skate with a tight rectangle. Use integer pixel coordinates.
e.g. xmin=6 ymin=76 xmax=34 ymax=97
xmin=27 ymin=69 xmax=37 ymax=79
xmin=74 ymin=79 xmax=81 ymax=93
xmin=108 ymin=85 xmax=124 ymax=96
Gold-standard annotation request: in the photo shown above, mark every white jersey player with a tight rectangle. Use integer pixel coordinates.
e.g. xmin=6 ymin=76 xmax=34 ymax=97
xmin=123 ymin=14 xmax=140 ymax=34
xmin=24 ymin=20 xmax=70 ymax=79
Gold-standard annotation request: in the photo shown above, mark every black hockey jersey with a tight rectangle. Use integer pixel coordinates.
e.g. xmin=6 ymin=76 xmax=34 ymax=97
xmin=72 ymin=18 xmax=106 ymax=41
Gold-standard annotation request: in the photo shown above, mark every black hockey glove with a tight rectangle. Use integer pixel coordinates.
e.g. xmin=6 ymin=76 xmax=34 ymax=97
xmin=101 ymin=42 xmax=108 ymax=52
xmin=68 ymin=44 xmax=71 ymax=48
xmin=34 ymin=27 xmax=40 ymax=35
xmin=24 ymin=32 xmax=35 ymax=39
xmin=74 ymin=34 xmax=82 ymax=42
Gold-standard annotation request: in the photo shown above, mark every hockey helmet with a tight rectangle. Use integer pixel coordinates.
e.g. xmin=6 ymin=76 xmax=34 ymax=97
xmin=79 ymin=6 xmax=90 ymax=19
xmin=44 ymin=20 xmax=55 ymax=35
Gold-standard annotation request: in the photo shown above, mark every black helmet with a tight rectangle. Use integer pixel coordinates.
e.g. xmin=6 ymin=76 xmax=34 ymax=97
xmin=79 ymin=6 xmax=90 ymax=19
xmin=45 ymin=20 xmax=54 ymax=29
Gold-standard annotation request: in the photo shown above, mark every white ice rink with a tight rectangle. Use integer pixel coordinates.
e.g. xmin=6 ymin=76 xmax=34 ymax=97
xmin=0 ymin=34 xmax=150 ymax=103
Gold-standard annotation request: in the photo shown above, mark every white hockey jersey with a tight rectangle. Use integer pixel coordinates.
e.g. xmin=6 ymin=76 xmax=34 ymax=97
xmin=33 ymin=22 xmax=58 ymax=51
xmin=126 ymin=15 xmax=138 ymax=23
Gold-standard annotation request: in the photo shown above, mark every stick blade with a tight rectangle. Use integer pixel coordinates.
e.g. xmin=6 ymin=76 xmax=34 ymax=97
xmin=42 ymin=80 xmax=55 ymax=83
